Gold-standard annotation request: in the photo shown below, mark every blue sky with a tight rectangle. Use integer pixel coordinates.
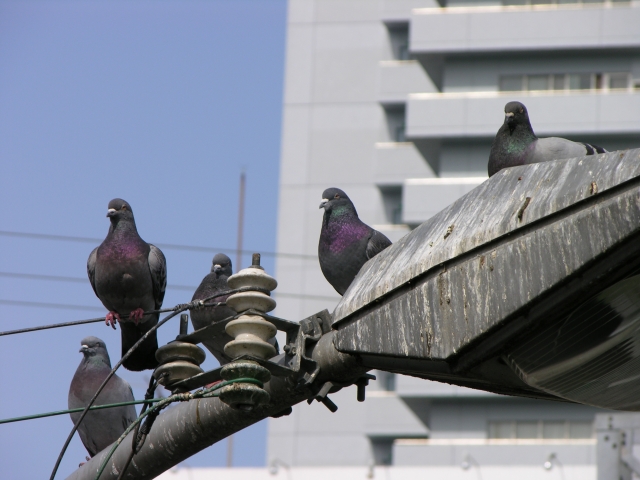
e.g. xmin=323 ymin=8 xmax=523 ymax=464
xmin=0 ymin=0 xmax=287 ymax=477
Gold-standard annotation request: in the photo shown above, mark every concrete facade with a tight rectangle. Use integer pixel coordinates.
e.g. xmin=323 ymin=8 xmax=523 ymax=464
xmin=269 ymin=0 xmax=640 ymax=474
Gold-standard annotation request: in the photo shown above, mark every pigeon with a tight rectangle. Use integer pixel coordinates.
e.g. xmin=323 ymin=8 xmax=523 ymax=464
xmin=190 ymin=253 xmax=238 ymax=366
xmin=488 ymin=101 xmax=607 ymax=177
xmin=68 ymin=336 xmax=137 ymax=457
xmin=87 ymin=198 xmax=167 ymax=371
xmin=318 ymin=188 xmax=392 ymax=295
xmin=190 ymin=253 xmax=278 ymax=365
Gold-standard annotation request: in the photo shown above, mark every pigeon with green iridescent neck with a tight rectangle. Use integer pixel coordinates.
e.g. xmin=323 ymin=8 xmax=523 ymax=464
xmin=488 ymin=101 xmax=607 ymax=177
xmin=68 ymin=336 xmax=137 ymax=457
xmin=87 ymin=198 xmax=167 ymax=371
xmin=318 ymin=188 xmax=392 ymax=295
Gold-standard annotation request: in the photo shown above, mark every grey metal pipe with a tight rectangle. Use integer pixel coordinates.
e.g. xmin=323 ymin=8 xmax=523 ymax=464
xmin=65 ymin=331 xmax=364 ymax=480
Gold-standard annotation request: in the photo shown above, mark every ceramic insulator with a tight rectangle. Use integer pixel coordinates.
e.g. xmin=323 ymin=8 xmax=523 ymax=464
xmin=224 ymin=260 xmax=278 ymax=360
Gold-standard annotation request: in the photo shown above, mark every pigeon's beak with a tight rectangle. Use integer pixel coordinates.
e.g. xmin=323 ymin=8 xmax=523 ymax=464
xmin=319 ymin=198 xmax=329 ymax=209
xmin=106 ymin=208 xmax=117 ymax=217
xmin=505 ymin=112 xmax=515 ymax=125
xmin=213 ymin=264 xmax=222 ymax=274
xmin=79 ymin=345 xmax=89 ymax=353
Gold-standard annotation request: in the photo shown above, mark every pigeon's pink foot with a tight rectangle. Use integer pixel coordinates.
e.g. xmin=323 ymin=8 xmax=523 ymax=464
xmin=129 ymin=308 xmax=145 ymax=324
xmin=105 ymin=312 xmax=121 ymax=330
xmin=205 ymin=380 xmax=222 ymax=389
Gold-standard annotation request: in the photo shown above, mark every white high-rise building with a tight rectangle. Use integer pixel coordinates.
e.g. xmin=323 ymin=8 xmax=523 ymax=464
xmin=267 ymin=0 xmax=640 ymax=477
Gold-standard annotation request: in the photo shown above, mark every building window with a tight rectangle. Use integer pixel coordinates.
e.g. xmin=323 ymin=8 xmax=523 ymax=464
xmin=370 ymin=438 xmax=394 ymax=466
xmin=385 ymin=107 xmax=407 ymax=143
xmin=388 ymin=25 xmax=410 ymax=61
xmin=376 ymin=371 xmax=397 ymax=391
xmin=488 ymin=420 xmax=594 ymax=439
xmin=568 ymin=73 xmax=592 ymax=90
xmin=499 ymin=72 xmax=633 ymax=92
xmin=609 ymin=73 xmax=631 ymax=90
xmin=500 ymin=75 xmax=524 ymax=91
xmin=527 ymin=74 xmax=550 ymax=91
xmin=379 ymin=187 xmax=403 ymax=225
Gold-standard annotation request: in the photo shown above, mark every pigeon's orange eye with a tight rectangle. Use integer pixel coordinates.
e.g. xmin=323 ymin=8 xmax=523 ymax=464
xmin=334 ymin=194 xmax=340 ymax=198
xmin=122 ymin=205 xmax=127 ymax=210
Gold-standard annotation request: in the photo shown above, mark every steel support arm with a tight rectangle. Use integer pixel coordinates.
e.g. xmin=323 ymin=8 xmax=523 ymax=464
xmin=66 ymin=332 xmax=365 ymax=480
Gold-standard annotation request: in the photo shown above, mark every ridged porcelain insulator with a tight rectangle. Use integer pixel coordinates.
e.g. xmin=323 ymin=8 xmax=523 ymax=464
xmin=223 ymin=259 xmax=278 ymax=360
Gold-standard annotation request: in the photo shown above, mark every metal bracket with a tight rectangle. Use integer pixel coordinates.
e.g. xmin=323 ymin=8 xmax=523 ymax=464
xmin=285 ymin=310 xmax=332 ymax=389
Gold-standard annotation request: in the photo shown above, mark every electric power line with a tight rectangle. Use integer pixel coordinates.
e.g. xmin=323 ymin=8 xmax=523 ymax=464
xmin=0 ymin=399 xmax=162 ymax=425
xmin=0 ymin=299 xmax=104 ymax=312
xmin=0 ymin=229 xmax=317 ymax=260
xmin=0 ymin=271 xmax=338 ymax=301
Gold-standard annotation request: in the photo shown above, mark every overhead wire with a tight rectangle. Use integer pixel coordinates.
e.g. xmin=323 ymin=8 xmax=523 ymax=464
xmin=0 ymin=270 xmax=339 ymax=301
xmin=0 ymin=285 xmax=271 ymax=337
xmin=0 ymin=398 xmax=162 ymax=425
xmin=95 ymin=377 xmax=264 ymax=480
xmin=49 ymin=287 xmax=242 ymax=480
xmin=0 ymin=229 xmax=318 ymax=260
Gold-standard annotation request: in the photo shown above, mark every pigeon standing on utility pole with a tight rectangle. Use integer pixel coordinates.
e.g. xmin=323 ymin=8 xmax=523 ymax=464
xmin=318 ymin=188 xmax=392 ymax=295
xmin=488 ymin=101 xmax=606 ymax=177
xmin=68 ymin=336 xmax=137 ymax=458
xmin=190 ymin=253 xmax=237 ymax=365
xmin=87 ymin=198 xmax=167 ymax=371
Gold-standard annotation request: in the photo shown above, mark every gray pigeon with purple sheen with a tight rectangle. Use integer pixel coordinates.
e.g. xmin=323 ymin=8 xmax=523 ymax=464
xmin=68 ymin=336 xmax=137 ymax=457
xmin=87 ymin=198 xmax=167 ymax=371
xmin=318 ymin=188 xmax=392 ymax=296
xmin=190 ymin=253 xmax=238 ymax=365
xmin=190 ymin=253 xmax=279 ymax=365
xmin=488 ymin=101 xmax=607 ymax=177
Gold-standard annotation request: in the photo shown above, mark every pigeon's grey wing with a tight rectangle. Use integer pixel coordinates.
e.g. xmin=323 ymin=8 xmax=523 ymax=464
xmin=532 ymin=137 xmax=588 ymax=164
xmin=148 ymin=244 xmax=167 ymax=309
xmin=123 ymin=382 xmax=137 ymax=426
xmin=87 ymin=246 xmax=99 ymax=297
xmin=366 ymin=229 xmax=392 ymax=260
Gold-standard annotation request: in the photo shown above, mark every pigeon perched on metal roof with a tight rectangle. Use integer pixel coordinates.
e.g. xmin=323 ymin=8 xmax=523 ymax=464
xmin=68 ymin=336 xmax=137 ymax=458
xmin=190 ymin=253 xmax=237 ymax=366
xmin=190 ymin=253 xmax=279 ymax=365
xmin=488 ymin=101 xmax=607 ymax=177
xmin=87 ymin=198 xmax=167 ymax=371
xmin=318 ymin=188 xmax=392 ymax=296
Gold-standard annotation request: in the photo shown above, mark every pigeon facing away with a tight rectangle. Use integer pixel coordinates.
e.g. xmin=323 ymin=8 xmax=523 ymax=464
xmin=488 ymin=101 xmax=607 ymax=177
xmin=87 ymin=198 xmax=167 ymax=371
xmin=68 ymin=336 xmax=137 ymax=457
xmin=190 ymin=253 xmax=278 ymax=365
xmin=318 ymin=188 xmax=392 ymax=295
xmin=190 ymin=253 xmax=238 ymax=366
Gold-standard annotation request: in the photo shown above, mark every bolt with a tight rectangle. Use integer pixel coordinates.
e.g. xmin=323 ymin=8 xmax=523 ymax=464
xmin=179 ymin=314 xmax=189 ymax=337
